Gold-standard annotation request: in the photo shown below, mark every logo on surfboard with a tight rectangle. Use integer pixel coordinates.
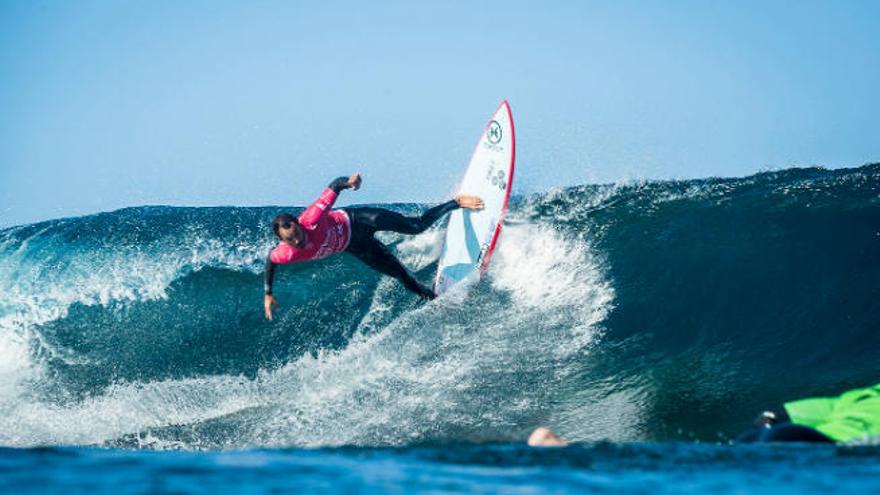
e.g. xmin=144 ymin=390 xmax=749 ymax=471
xmin=487 ymin=120 xmax=502 ymax=144
xmin=486 ymin=165 xmax=507 ymax=190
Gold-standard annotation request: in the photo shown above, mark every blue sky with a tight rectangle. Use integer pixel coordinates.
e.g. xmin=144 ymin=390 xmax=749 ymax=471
xmin=1 ymin=1 xmax=878 ymax=227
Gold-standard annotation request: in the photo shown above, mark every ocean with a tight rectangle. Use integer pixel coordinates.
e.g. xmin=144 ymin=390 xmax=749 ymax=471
xmin=1 ymin=164 xmax=878 ymax=493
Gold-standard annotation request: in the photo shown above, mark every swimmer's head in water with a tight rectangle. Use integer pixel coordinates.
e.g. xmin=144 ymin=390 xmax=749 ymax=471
xmin=272 ymin=213 xmax=305 ymax=247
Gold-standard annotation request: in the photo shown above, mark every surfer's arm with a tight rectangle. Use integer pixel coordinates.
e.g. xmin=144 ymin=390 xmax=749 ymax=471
xmin=264 ymin=255 xmax=276 ymax=295
xmin=300 ymin=174 xmax=362 ymax=228
xmin=329 ymin=173 xmax=362 ymax=193
xmin=328 ymin=176 xmax=351 ymax=193
xmin=263 ymin=255 xmax=279 ymax=320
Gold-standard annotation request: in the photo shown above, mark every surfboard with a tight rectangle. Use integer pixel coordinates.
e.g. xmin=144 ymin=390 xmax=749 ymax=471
xmin=434 ymin=100 xmax=515 ymax=296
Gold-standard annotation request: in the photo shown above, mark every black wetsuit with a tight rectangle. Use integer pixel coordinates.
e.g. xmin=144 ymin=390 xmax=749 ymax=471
xmin=264 ymin=177 xmax=459 ymax=300
xmin=736 ymin=409 xmax=835 ymax=443
xmin=344 ymin=201 xmax=458 ymax=299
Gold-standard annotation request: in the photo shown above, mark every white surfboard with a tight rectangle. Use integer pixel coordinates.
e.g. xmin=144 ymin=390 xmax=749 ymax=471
xmin=434 ymin=100 xmax=515 ymax=296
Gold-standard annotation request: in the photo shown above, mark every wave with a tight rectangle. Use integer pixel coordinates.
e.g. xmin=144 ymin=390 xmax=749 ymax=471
xmin=0 ymin=164 xmax=877 ymax=448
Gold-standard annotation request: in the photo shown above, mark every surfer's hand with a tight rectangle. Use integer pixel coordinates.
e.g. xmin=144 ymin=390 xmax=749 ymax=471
xmin=264 ymin=294 xmax=279 ymax=320
xmin=455 ymin=194 xmax=484 ymax=210
xmin=347 ymin=173 xmax=362 ymax=190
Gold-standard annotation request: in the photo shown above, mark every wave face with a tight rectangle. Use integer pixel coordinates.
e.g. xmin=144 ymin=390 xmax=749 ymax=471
xmin=0 ymin=164 xmax=877 ymax=448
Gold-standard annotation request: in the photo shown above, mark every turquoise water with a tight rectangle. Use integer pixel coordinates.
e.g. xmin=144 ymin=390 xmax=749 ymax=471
xmin=0 ymin=164 xmax=878 ymax=492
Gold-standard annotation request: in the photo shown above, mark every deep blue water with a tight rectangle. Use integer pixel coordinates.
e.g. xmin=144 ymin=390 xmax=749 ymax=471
xmin=3 ymin=443 xmax=880 ymax=494
xmin=0 ymin=164 xmax=878 ymax=492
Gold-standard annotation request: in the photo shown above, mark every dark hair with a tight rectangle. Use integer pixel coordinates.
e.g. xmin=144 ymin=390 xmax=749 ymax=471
xmin=272 ymin=213 xmax=298 ymax=239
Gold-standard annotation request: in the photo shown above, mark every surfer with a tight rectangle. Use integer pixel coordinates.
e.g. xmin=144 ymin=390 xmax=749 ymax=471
xmin=263 ymin=173 xmax=483 ymax=319
xmin=737 ymin=383 xmax=880 ymax=443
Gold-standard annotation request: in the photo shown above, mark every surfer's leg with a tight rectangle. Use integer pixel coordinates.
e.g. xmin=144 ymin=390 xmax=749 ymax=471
xmin=347 ymin=201 xmax=459 ymax=236
xmin=406 ymin=200 xmax=460 ymax=233
xmin=347 ymin=237 xmax=436 ymax=300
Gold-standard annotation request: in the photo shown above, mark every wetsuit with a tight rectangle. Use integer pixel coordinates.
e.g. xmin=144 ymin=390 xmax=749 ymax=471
xmin=736 ymin=410 xmax=835 ymax=443
xmin=738 ymin=383 xmax=880 ymax=444
xmin=264 ymin=177 xmax=459 ymax=300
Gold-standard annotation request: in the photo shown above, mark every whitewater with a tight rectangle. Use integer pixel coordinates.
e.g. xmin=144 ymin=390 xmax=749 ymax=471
xmin=0 ymin=164 xmax=878 ymax=451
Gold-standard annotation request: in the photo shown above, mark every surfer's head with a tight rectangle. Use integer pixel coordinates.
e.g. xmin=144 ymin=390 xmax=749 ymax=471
xmin=272 ymin=213 xmax=305 ymax=247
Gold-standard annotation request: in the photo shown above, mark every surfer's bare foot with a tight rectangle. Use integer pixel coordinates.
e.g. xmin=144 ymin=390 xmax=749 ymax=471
xmin=455 ymin=195 xmax=484 ymax=210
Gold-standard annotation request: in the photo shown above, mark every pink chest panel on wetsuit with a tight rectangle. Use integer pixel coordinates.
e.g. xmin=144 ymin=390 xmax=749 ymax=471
xmin=270 ymin=188 xmax=351 ymax=264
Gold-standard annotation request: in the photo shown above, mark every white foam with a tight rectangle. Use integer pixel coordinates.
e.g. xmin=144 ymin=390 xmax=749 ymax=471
xmin=0 ymin=225 xmax=276 ymax=446
xmin=0 ymin=213 xmax=617 ymax=449
xmin=0 ymin=373 xmax=267 ymax=447
xmin=491 ymin=223 xmax=615 ymax=355
xmin=240 ymin=219 xmax=616 ymax=447
xmin=392 ymin=228 xmax=444 ymax=271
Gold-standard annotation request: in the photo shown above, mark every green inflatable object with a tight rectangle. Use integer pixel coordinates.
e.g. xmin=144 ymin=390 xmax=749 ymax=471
xmin=784 ymin=383 xmax=880 ymax=443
